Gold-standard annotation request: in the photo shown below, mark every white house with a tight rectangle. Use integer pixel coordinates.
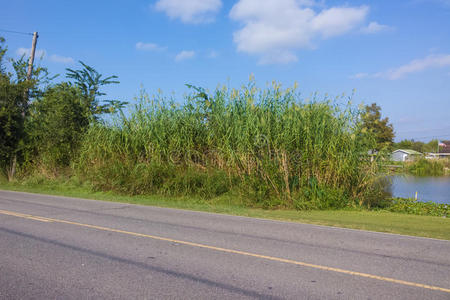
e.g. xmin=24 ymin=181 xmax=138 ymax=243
xmin=391 ymin=149 xmax=423 ymax=162
xmin=425 ymin=152 xmax=450 ymax=160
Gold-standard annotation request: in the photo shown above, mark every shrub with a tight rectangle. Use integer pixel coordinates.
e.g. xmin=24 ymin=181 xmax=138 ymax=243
xmin=25 ymin=83 xmax=88 ymax=173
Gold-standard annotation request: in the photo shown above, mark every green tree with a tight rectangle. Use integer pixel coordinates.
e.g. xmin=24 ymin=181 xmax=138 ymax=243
xmin=1 ymin=38 xmax=126 ymax=178
xmin=0 ymin=76 xmax=29 ymax=179
xmin=26 ymin=83 xmax=88 ymax=171
xmin=394 ymin=139 xmax=413 ymax=150
xmin=361 ymin=103 xmax=394 ymax=151
xmin=0 ymin=37 xmax=6 ymax=73
xmin=66 ymin=61 xmax=126 ymax=119
xmin=24 ymin=62 xmax=126 ymax=172
xmin=0 ymin=37 xmax=32 ymax=180
xmin=0 ymin=37 xmax=54 ymax=179
xmin=426 ymin=139 xmax=439 ymax=153
xmin=393 ymin=139 xmax=438 ymax=153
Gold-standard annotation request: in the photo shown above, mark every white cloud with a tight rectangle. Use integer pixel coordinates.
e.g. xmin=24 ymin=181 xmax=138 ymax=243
xmin=360 ymin=21 xmax=392 ymax=34
xmin=16 ymin=47 xmax=46 ymax=58
xmin=352 ymin=54 xmax=450 ymax=80
xmin=49 ymin=54 xmax=74 ymax=64
xmin=311 ymin=6 xmax=369 ymax=38
xmin=350 ymin=72 xmax=369 ymax=79
xmin=229 ymin=0 xmax=370 ymax=64
xmin=16 ymin=48 xmax=75 ymax=64
xmin=383 ymin=54 xmax=450 ymax=79
xmin=175 ymin=50 xmax=195 ymax=62
xmin=136 ymin=42 xmax=166 ymax=51
xmin=155 ymin=0 xmax=222 ymax=23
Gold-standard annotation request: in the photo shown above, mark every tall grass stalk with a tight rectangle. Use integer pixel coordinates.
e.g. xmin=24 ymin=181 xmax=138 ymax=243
xmin=77 ymin=82 xmax=381 ymax=209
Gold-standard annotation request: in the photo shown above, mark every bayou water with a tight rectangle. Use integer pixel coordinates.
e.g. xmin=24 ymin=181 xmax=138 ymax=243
xmin=390 ymin=175 xmax=450 ymax=204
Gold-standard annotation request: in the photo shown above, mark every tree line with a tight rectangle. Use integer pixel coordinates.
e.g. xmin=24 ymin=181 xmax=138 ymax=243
xmin=0 ymin=37 xmax=126 ymax=180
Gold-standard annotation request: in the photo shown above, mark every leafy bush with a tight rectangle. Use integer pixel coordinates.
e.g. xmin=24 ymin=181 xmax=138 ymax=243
xmin=0 ymin=76 xmax=28 ymax=179
xmin=25 ymin=83 xmax=88 ymax=173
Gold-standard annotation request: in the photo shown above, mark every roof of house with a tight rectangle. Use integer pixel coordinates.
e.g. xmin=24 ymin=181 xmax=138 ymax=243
xmin=392 ymin=149 xmax=423 ymax=155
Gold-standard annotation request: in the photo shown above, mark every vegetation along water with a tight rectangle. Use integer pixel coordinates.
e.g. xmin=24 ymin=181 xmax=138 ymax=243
xmin=1 ymin=37 xmax=448 ymax=218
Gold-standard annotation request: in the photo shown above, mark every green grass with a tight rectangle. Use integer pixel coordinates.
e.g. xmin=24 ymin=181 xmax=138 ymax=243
xmin=388 ymin=158 xmax=450 ymax=177
xmin=1 ymin=178 xmax=448 ymax=240
xmin=73 ymin=82 xmax=382 ymax=210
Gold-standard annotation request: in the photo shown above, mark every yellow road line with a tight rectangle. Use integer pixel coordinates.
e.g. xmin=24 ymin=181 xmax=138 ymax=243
xmin=1 ymin=208 xmax=449 ymax=294
xmin=0 ymin=209 xmax=53 ymax=222
xmin=26 ymin=216 xmax=53 ymax=222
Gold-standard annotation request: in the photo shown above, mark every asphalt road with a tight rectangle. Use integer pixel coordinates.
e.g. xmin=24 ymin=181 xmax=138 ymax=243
xmin=0 ymin=190 xmax=449 ymax=299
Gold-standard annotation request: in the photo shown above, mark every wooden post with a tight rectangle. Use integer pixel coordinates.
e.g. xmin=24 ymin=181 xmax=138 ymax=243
xmin=26 ymin=32 xmax=38 ymax=81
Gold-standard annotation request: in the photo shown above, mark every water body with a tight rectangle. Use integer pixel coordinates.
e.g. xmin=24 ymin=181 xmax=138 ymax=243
xmin=390 ymin=175 xmax=450 ymax=204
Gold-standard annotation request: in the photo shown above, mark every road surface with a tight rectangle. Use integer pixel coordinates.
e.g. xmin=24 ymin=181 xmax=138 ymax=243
xmin=1 ymin=190 xmax=449 ymax=299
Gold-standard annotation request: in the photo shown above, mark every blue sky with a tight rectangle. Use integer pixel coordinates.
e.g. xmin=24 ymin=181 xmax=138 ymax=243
xmin=1 ymin=0 xmax=450 ymax=141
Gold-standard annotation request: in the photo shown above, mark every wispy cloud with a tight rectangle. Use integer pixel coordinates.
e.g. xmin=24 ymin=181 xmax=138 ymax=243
xmin=229 ymin=0 xmax=375 ymax=64
xmin=16 ymin=47 xmax=46 ymax=58
xmin=135 ymin=42 xmax=166 ymax=51
xmin=360 ymin=22 xmax=392 ymax=34
xmin=350 ymin=72 xmax=370 ymax=79
xmin=352 ymin=54 xmax=450 ymax=80
xmin=16 ymin=47 xmax=74 ymax=64
xmin=384 ymin=54 xmax=450 ymax=79
xmin=175 ymin=50 xmax=195 ymax=62
xmin=49 ymin=54 xmax=74 ymax=64
xmin=155 ymin=0 xmax=222 ymax=24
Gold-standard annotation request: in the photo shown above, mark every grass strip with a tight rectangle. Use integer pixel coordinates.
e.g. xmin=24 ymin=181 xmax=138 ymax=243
xmin=0 ymin=180 xmax=448 ymax=240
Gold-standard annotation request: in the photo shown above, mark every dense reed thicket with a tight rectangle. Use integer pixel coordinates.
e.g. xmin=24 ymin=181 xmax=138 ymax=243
xmin=76 ymin=82 xmax=383 ymax=209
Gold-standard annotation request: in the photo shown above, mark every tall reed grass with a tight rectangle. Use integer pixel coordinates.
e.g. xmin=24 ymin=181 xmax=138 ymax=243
xmin=406 ymin=158 xmax=449 ymax=176
xmin=76 ymin=81 xmax=382 ymax=209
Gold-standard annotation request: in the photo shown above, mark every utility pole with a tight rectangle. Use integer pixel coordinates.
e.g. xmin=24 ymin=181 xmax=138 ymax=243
xmin=26 ymin=31 xmax=38 ymax=80
xmin=23 ymin=31 xmax=38 ymax=111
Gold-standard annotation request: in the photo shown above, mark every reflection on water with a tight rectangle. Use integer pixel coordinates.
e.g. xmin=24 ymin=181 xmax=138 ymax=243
xmin=389 ymin=175 xmax=450 ymax=204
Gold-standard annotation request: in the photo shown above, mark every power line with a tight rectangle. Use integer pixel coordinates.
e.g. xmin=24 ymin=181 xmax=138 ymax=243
xmin=0 ymin=29 xmax=33 ymax=36
xmin=402 ymin=133 xmax=450 ymax=140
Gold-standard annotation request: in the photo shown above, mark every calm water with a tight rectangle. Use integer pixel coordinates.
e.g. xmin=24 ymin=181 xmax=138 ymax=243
xmin=390 ymin=175 xmax=450 ymax=204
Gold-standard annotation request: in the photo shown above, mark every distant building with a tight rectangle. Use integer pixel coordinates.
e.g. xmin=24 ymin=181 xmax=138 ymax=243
xmin=425 ymin=152 xmax=450 ymax=159
xmin=391 ymin=149 xmax=423 ymax=162
xmin=439 ymin=140 xmax=450 ymax=153
xmin=425 ymin=141 xmax=450 ymax=159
